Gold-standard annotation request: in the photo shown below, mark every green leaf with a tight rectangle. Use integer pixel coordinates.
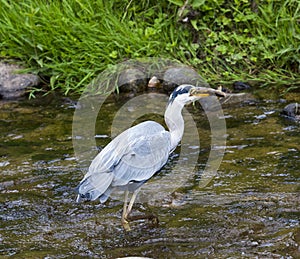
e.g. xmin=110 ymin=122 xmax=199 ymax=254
xmin=216 ymin=45 xmax=228 ymax=54
xmin=191 ymin=0 xmax=206 ymax=8
xmin=109 ymin=50 xmax=118 ymax=59
xmin=190 ymin=19 xmax=199 ymax=31
xmin=167 ymin=0 xmax=184 ymax=6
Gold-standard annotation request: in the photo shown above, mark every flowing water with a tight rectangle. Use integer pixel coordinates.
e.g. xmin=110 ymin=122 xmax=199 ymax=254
xmin=0 ymin=89 xmax=299 ymax=258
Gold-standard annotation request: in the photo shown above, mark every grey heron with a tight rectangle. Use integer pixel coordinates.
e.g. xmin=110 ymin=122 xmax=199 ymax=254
xmin=76 ymin=84 xmax=225 ymax=230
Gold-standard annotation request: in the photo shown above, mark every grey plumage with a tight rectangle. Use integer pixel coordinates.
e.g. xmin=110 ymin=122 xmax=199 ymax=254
xmin=76 ymin=121 xmax=171 ymax=202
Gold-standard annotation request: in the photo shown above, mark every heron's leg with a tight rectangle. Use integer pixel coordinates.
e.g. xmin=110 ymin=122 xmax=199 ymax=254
xmin=122 ymin=190 xmax=129 ymax=223
xmin=121 ymin=190 xmax=131 ymax=231
xmin=124 ymin=188 xmax=140 ymax=219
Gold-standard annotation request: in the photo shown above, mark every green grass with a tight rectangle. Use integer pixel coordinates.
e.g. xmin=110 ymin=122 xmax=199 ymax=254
xmin=0 ymin=0 xmax=299 ymax=96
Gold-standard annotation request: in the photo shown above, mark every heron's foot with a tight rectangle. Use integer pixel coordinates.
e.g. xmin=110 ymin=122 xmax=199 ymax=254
xmin=121 ymin=218 xmax=131 ymax=231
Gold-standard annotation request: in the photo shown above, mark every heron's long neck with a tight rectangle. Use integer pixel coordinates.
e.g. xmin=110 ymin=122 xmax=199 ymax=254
xmin=164 ymin=100 xmax=185 ymax=151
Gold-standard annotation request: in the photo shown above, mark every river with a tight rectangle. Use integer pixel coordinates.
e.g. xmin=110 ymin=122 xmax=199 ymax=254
xmin=0 ymin=89 xmax=299 ymax=258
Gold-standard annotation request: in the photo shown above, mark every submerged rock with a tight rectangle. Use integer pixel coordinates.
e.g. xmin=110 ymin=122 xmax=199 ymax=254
xmin=0 ymin=62 xmax=40 ymax=99
xmin=282 ymin=103 xmax=300 ymax=121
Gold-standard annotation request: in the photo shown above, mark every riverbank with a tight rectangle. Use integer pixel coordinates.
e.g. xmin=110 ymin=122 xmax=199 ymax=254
xmin=0 ymin=0 xmax=299 ymax=96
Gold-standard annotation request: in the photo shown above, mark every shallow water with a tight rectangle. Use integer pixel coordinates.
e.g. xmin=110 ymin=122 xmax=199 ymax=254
xmin=0 ymin=90 xmax=299 ymax=258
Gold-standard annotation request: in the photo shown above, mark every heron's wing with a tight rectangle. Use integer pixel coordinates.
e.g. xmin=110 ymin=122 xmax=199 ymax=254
xmin=77 ymin=121 xmax=171 ymax=201
xmin=111 ymin=128 xmax=171 ymax=186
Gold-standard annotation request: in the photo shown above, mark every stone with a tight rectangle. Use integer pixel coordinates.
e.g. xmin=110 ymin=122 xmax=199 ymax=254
xmin=162 ymin=66 xmax=209 ymax=92
xmin=282 ymin=103 xmax=300 ymax=121
xmin=233 ymin=81 xmax=251 ymax=91
xmin=0 ymin=62 xmax=40 ymax=99
xmin=117 ymin=68 xmax=147 ymax=94
xmin=147 ymin=76 xmax=161 ymax=89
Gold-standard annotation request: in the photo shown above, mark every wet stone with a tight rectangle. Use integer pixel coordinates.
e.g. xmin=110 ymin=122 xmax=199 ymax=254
xmin=117 ymin=68 xmax=147 ymax=94
xmin=162 ymin=66 xmax=209 ymax=92
xmin=0 ymin=62 xmax=40 ymax=99
xmin=148 ymin=76 xmax=161 ymax=89
xmin=233 ymin=81 xmax=251 ymax=92
xmin=282 ymin=103 xmax=300 ymax=121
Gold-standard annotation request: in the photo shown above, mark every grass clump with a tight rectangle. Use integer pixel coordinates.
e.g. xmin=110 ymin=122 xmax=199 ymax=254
xmin=174 ymin=0 xmax=300 ymax=88
xmin=0 ymin=0 xmax=299 ymax=95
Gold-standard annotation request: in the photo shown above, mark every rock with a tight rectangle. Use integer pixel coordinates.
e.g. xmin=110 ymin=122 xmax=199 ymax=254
xmin=162 ymin=66 xmax=209 ymax=92
xmin=117 ymin=68 xmax=147 ymax=94
xmin=233 ymin=81 xmax=251 ymax=92
xmin=0 ymin=62 xmax=40 ymax=99
xmin=281 ymin=103 xmax=300 ymax=121
xmin=147 ymin=76 xmax=161 ymax=89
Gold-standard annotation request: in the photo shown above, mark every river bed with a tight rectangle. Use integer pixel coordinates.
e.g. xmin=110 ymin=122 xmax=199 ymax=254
xmin=0 ymin=89 xmax=299 ymax=258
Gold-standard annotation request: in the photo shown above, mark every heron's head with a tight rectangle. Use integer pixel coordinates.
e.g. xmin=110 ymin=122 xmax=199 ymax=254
xmin=168 ymin=84 xmax=226 ymax=105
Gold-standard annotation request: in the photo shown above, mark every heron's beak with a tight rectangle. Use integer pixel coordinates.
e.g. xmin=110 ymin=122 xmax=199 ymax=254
xmin=190 ymin=87 xmax=226 ymax=98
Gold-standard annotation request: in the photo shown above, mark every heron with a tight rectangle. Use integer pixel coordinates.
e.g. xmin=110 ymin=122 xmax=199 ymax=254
xmin=76 ymin=84 xmax=225 ymax=230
